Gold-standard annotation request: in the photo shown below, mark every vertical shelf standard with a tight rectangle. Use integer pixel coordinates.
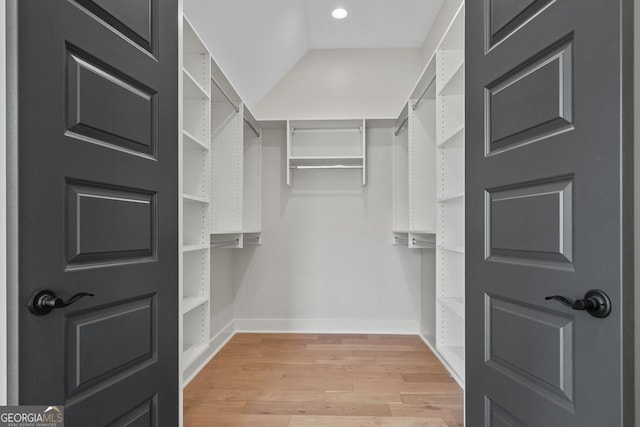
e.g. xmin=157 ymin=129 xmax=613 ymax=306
xmin=435 ymin=3 xmax=465 ymax=382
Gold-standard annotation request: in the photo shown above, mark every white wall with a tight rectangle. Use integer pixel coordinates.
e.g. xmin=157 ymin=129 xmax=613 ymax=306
xmin=420 ymin=0 xmax=464 ymax=66
xmin=183 ymin=0 xmax=309 ymax=109
xmin=230 ymin=127 xmax=422 ymax=333
xmin=254 ymin=48 xmax=423 ymax=120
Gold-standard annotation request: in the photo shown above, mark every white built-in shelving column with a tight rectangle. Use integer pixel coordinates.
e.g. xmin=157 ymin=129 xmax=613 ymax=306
xmin=242 ymin=109 xmax=263 ymax=246
xmin=435 ymin=4 xmax=465 ymax=382
xmin=210 ymin=60 xmax=244 ymax=249
xmin=408 ymin=61 xmax=437 ymax=250
xmin=181 ymin=17 xmax=211 ymax=375
xmin=392 ymin=104 xmax=410 ymax=246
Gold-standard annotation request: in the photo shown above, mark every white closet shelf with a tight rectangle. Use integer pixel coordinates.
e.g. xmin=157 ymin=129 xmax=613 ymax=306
xmin=439 ymin=297 xmax=465 ymax=318
xmin=438 ymin=243 xmax=465 ymax=254
xmin=438 ymin=61 xmax=465 ymax=97
xmin=183 ymin=69 xmax=210 ymax=99
xmin=183 ymin=130 xmax=209 ymax=151
xmin=183 ymin=243 xmax=210 ymax=253
xmin=183 ymin=343 xmax=208 ymax=369
xmin=183 ymin=296 xmax=208 ymax=315
xmin=289 ymin=156 xmax=364 ymax=169
xmin=289 ymin=119 xmax=364 ymax=131
xmin=437 ymin=125 xmax=465 ymax=148
xmin=438 ymin=192 xmax=464 ymax=203
xmin=183 ymin=194 xmax=210 ymax=204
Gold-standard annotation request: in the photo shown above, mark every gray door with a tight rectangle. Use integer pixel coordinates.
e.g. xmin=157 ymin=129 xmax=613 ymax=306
xmin=466 ymin=0 xmax=634 ymax=425
xmin=17 ymin=0 xmax=178 ymax=425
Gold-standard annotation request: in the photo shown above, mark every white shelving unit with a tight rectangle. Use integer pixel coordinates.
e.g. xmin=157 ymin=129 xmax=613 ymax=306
xmin=392 ymin=58 xmax=437 ymax=249
xmin=180 ymin=17 xmax=211 ymax=377
xmin=287 ymin=119 xmax=366 ymax=186
xmin=181 ymin=15 xmax=264 ymax=386
xmin=435 ymin=4 xmax=465 ymax=382
xmin=243 ymin=109 xmax=263 ymax=238
xmin=210 ymin=60 xmax=263 ymax=248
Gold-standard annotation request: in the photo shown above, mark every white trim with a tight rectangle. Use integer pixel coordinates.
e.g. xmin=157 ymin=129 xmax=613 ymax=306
xmin=5 ymin=0 xmax=17 ymax=405
xmin=234 ymin=318 xmax=419 ymax=335
xmin=418 ymin=330 xmax=464 ymax=389
xmin=177 ymin=0 xmax=184 ymax=425
xmin=0 ymin=0 xmax=7 ymax=406
xmin=183 ymin=320 xmax=236 ymax=386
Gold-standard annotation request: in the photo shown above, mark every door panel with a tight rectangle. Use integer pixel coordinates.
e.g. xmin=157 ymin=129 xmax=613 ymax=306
xmin=18 ymin=0 xmax=178 ymax=425
xmin=466 ymin=0 xmax=633 ymax=425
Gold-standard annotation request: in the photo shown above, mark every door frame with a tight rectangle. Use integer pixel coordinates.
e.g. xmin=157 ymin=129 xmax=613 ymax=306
xmin=0 ymin=0 xmax=7 ymax=407
xmin=2 ymin=0 xmax=19 ymax=407
xmin=635 ymin=0 xmax=640 ymax=418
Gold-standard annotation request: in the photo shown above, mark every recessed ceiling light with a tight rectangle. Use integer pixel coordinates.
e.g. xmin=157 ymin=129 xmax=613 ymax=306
xmin=332 ymin=8 xmax=348 ymax=19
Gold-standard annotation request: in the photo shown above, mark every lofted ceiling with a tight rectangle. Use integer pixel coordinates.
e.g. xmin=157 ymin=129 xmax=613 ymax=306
xmin=183 ymin=0 xmax=444 ymax=108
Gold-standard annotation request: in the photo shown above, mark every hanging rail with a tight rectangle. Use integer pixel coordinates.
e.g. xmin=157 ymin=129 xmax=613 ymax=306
xmin=291 ymin=127 xmax=362 ymax=134
xmin=394 ymin=116 xmax=408 ymax=136
xmin=210 ymin=238 xmax=240 ymax=248
xmin=394 ymin=235 xmax=409 ymax=244
xmin=211 ymin=77 xmax=240 ymax=113
xmin=290 ymin=165 xmax=363 ymax=170
xmin=412 ymin=75 xmax=436 ymax=111
xmin=244 ymin=118 xmax=261 ymax=138
xmin=412 ymin=237 xmax=436 ymax=247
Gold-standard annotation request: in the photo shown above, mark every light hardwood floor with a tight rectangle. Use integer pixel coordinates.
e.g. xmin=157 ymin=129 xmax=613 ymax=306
xmin=184 ymin=334 xmax=463 ymax=426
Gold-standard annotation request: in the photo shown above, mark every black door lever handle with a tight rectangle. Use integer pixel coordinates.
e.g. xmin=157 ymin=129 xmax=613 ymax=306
xmin=28 ymin=290 xmax=95 ymax=315
xmin=545 ymin=289 xmax=611 ymax=318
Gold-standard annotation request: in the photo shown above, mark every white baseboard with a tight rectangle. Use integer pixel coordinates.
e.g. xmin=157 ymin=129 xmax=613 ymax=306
xmin=234 ymin=318 xmax=419 ymax=335
xmin=183 ymin=320 xmax=236 ymax=386
xmin=418 ymin=327 xmax=465 ymax=389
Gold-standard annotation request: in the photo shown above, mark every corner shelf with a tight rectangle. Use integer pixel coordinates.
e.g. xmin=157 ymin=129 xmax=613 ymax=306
xmin=183 ymin=130 xmax=209 ymax=151
xmin=183 ymin=243 xmax=210 ymax=253
xmin=183 ymin=342 xmax=208 ymax=370
xmin=437 ymin=243 xmax=465 ymax=254
xmin=183 ymin=69 xmax=210 ymax=99
xmin=183 ymin=194 xmax=210 ymax=204
xmin=183 ymin=295 xmax=208 ymax=315
xmin=439 ymin=297 xmax=465 ymax=318
xmin=287 ymin=119 xmax=367 ymax=186
xmin=438 ymin=192 xmax=464 ymax=203
xmin=437 ymin=125 xmax=465 ymax=148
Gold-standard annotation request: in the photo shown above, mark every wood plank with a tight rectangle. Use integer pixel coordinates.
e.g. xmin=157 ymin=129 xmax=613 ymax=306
xmin=243 ymin=401 xmax=392 ymax=417
xmin=183 ymin=333 xmax=463 ymax=426
xmin=184 ymin=414 xmax=291 ymax=427
xmin=289 ymin=415 xmax=450 ymax=426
